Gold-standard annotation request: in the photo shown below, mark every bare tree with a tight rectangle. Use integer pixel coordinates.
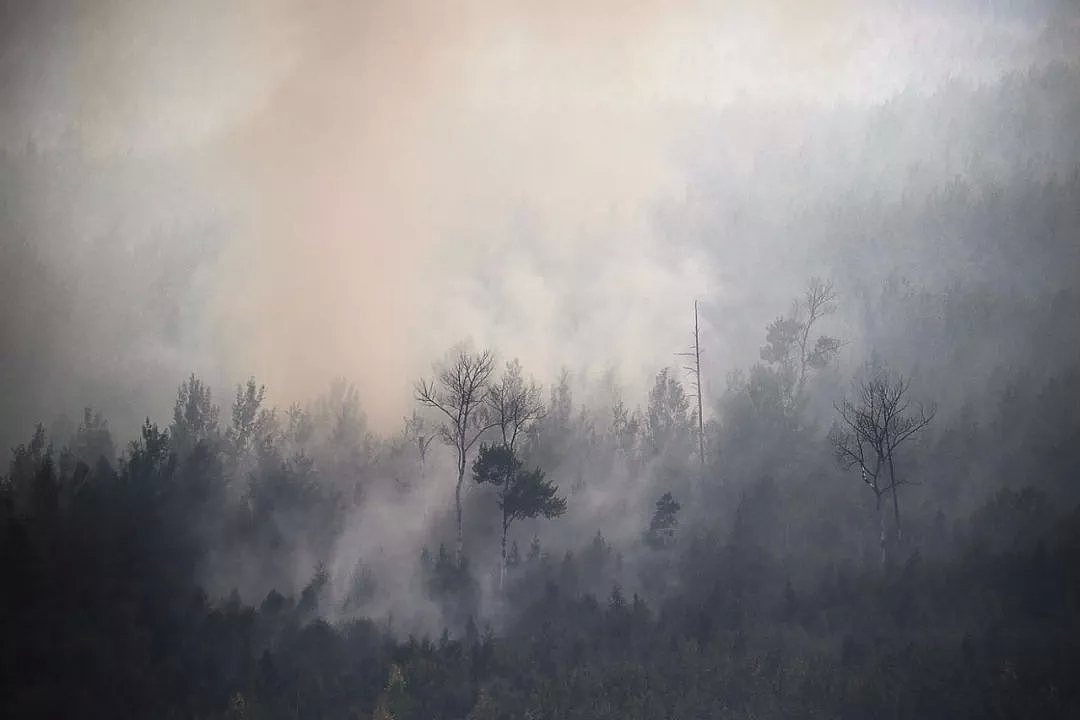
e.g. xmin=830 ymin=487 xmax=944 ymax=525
xmin=873 ymin=370 xmax=936 ymax=542
xmin=830 ymin=365 xmax=936 ymax=565
xmin=831 ymin=389 xmax=889 ymax=566
xmin=481 ymin=360 xmax=545 ymax=590
xmin=677 ymin=300 xmax=706 ymax=466
xmin=416 ymin=348 xmax=498 ymax=560
xmin=486 ymin=359 xmax=545 ymax=453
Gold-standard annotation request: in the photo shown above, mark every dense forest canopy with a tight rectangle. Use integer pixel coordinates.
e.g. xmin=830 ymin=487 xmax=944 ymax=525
xmin=2 ymin=1 xmax=1080 ymax=718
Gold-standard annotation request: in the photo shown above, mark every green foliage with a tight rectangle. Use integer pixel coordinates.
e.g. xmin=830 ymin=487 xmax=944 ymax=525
xmin=473 ymin=443 xmax=566 ymax=526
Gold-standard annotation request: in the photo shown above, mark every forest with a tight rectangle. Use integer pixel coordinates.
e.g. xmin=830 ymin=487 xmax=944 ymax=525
xmin=3 ymin=1 xmax=1080 ymax=718
xmin=4 ymin=233 xmax=1080 ymax=717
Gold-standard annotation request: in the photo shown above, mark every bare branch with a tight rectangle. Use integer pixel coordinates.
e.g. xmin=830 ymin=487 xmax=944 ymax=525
xmin=413 ymin=347 xmax=497 ymax=559
xmin=832 ymin=361 xmax=936 ymax=554
xmin=485 ymin=359 xmax=545 ymax=452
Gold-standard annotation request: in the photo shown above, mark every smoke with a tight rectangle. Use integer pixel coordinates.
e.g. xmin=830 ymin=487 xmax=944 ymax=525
xmin=3 ymin=0 xmax=1076 ymax=448
xmin=3 ymin=0 xmax=1080 ymax=638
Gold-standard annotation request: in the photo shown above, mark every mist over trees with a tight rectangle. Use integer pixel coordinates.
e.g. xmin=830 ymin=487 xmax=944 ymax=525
xmin=3 ymin=3 xmax=1080 ymax=718
xmin=5 ymin=231 xmax=1079 ymax=715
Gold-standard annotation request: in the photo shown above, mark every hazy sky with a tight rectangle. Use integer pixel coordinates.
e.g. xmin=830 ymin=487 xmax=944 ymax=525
xmin=1 ymin=0 xmax=1077 ymax=443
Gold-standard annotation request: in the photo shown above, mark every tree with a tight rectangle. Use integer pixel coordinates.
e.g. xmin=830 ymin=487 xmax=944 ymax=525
xmin=123 ymin=418 xmax=173 ymax=483
xmin=7 ymin=424 xmax=57 ymax=519
xmin=285 ymin=402 xmax=314 ymax=451
xmin=830 ymin=364 xmax=936 ymax=564
xmin=472 ymin=443 xmax=566 ymax=591
xmin=645 ymin=368 xmax=693 ymax=459
xmin=402 ymin=410 xmax=438 ymax=484
xmin=676 ymin=300 xmax=706 ymax=465
xmin=313 ymin=378 xmax=369 ymax=486
xmin=486 ymin=359 xmax=545 ymax=452
xmin=644 ymin=492 xmax=681 ymax=549
xmin=171 ymin=374 xmax=220 ymax=458
xmin=529 ymin=367 xmax=573 ymax=468
xmin=71 ymin=407 xmax=115 ymax=467
xmin=416 ymin=348 xmax=498 ymax=560
xmin=610 ymin=393 xmax=642 ymax=471
xmin=226 ymin=378 xmax=268 ymax=458
xmin=761 ymin=278 xmax=841 ymax=413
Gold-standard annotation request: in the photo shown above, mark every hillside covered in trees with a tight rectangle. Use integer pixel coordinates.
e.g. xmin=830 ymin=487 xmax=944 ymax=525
xmin=4 ymin=241 xmax=1079 ymax=717
xmin=4 ymin=1 xmax=1080 ymax=718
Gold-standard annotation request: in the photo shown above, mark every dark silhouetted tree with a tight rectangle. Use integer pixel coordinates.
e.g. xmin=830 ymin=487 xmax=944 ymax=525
xmin=171 ymin=374 xmax=220 ymax=457
xmin=473 ymin=443 xmax=566 ymax=591
xmin=831 ymin=364 xmax=936 ymax=563
xmin=644 ymin=492 xmax=681 ymax=549
xmin=71 ymin=407 xmax=115 ymax=467
xmin=416 ymin=348 xmax=498 ymax=560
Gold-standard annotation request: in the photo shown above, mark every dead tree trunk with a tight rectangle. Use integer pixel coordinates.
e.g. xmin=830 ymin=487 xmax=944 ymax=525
xmin=499 ymin=513 xmax=509 ymax=593
xmin=888 ymin=452 xmax=902 ymax=543
xmin=877 ymin=492 xmax=886 ymax=567
xmin=678 ymin=300 xmax=706 ymax=467
xmin=455 ymin=460 xmax=466 ymax=560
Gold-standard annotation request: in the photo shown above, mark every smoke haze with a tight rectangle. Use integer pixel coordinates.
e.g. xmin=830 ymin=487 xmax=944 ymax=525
xmin=5 ymin=4 xmax=1080 ymax=716
xmin=4 ymin=0 xmax=1078 ymax=448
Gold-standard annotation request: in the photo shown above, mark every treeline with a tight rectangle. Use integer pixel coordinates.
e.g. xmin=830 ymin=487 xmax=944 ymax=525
xmin=3 ymin=264 xmax=1080 ymax=717
xmin=2 ymin=419 xmax=1078 ymax=718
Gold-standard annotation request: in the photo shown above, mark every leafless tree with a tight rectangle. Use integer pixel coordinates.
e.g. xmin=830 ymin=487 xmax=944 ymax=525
xmin=482 ymin=359 xmax=545 ymax=590
xmin=831 ymin=393 xmax=889 ymax=565
xmin=486 ymin=359 xmax=545 ymax=453
xmin=830 ymin=364 xmax=936 ymax=565
xmin=416 ymin=348 xmax=498 ymax=560
xmin=677 ymin=300 xmax=706 ymax=466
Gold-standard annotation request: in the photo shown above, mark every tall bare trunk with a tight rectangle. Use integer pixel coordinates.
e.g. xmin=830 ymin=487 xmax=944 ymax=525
xmin=680 ymin=301 xmax=706 ymax=468
xmin=877 ymin=493 xmax=887 ymax=568
xmin=888 ymin=452 xmax=902 ymax=543
xmin=499 ymin=515 xmax=508 ymax=594
xmin=694 ymin=302 xmax=705 ymax=468
xmin=455 ymin=461 xmax=465 ymax=563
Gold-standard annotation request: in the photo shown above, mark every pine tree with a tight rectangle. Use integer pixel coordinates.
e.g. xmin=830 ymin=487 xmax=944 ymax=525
xmin=644 ymin=492 xmax=681 ymax=549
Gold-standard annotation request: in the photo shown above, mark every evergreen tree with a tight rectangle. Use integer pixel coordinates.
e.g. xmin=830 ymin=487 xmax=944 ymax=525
xmin=644 ymin=492 xmax=681 ymax=549
xmin=473 ymin=443 xmax=567 ymax=591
